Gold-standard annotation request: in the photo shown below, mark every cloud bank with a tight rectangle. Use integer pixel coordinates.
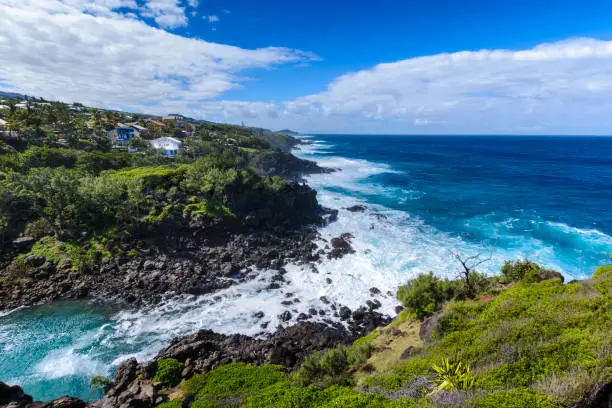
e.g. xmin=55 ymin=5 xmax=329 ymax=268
xmin=1 ymin=1 xmax=612 ymax=134
xmin=0 ymin=0 xmax=314 ymax=115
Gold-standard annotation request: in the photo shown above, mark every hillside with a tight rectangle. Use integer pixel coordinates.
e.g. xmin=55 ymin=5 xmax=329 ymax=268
xmin=100 ymin=264 xmax=610 ymax=408
xmin=0 ymin=96 xmax=329 ymax=311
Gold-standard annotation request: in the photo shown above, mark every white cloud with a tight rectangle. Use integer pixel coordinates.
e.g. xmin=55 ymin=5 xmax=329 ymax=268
xmin=206 ymin=14 xmax=219 ymax=23
xmin=187 ymin=0 xmax=198 ymax=8
xmin=140 ymin=0 xmax=187 ymax=28
xmin=0 ymin=0 xmax=316 ymax=115
xmin=246 ymin=37 xmax=612 ymax=134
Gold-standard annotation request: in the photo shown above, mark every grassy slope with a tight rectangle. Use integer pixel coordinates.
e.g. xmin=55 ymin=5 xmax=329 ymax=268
xmin=152 ymin=267 xmax=611 ymax=408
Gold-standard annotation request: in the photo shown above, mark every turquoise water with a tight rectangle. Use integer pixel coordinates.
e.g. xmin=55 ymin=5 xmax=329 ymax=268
xmin=2 ymin=135 xmax=611 ymax=401
xmin=0 ymin=302 xmax=116 ymax=401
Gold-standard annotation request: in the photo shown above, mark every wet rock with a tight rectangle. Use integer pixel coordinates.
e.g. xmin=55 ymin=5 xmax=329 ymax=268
xmin=369 ymin=287 xmax=381 ymax=295
xmin=394 ymin=305 xmax=405 ymax=315
xmin=0 ymin=382 xmax=32 ymax=406
xmin=328 ymin=234 xmax=356 ymax=260
xmin=346 ymin=205 xmax=367 ymax=212
xmin=339 ymin=306 xmax=352 ymax=320
xmin=279 ymin=311 xmax=292 ymax=322
xmin=252 ymin=311 xmax=265 ymax=319
xmin=319 ymin=296 xmax=330 ymax=304
xmin=308 ymin=308 xmax=317 ymax=316
xmin=325 ymin=278 xmax=332 ymax=284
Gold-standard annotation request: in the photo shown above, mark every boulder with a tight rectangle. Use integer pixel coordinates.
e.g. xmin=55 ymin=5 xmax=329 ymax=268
xmin=0 ymin=382 xmax=32 ymax=406
xmin=536 ymin=269 xmax=564 ymax=283
xmin=328 ymin=234 xmax=356 ymax=260
xmin=345 ymin=205 xmax=367 ymax=213
xmin=24 ymin=255 xmax=45 ymax=268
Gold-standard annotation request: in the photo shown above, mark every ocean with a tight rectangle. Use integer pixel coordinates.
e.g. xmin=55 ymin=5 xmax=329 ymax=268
xmin=1 ymin=135 xmax=611 ymax=401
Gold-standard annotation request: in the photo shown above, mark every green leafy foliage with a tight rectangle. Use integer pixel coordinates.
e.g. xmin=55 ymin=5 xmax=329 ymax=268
xmin=183 ymin=363 xmax=285 ymax=405
xmin=154 ymin=358 xmax=184 ymax=387
xmin=90 ymin=375 xmax=111 ymax=392
xmin=396 ymin=272 xmax=453 ymax=318
xmin=295 ymin=343 xmax=373 ymax=386
xmin=430 ymin=358 xmax=474 ymax=392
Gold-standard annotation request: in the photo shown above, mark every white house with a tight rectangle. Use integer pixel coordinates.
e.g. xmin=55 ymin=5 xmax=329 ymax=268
xmin=150 ymin=137 xmax=182 ymax=157
xmin=128 ymin=123 xmax=146 ymax=137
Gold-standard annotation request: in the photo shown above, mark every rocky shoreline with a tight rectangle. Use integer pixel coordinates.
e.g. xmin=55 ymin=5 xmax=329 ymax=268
xmin=0 ymin=144 xmax=398 ymax=408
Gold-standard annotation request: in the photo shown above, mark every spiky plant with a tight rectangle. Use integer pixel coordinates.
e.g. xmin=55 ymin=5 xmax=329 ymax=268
xmin=430 ymin=358 xmax=475 ymax=393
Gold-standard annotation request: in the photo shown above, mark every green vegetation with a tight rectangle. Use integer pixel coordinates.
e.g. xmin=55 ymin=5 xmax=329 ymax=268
xmin=501 ymin=259 xmax=560 ymax=283
xmin=151 ymin=264 xmax=610 ymax=408
xmin=430 ymin=358 xmax=474 ymax=393
xmin=154 ymin=358 xmax=185 ymax=387
xmin=89 ymin=375 xmax=111 ymax=393
xmin=358 ymin=266 xmax=611 ymax=407
xmin=396 ymin=272 xmax=452 ymax=318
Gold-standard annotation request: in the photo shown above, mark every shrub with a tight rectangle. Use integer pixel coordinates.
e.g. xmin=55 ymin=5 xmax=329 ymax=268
xmin=90 ymin=375 xmax=111 ymax=393
xmin=449 ymin=270 xmax=491 ymax=299
xmin=154 ymin=358 xmax=184 ymax=387
xmin=500 ymin=259 xmax=555 ymax=283
xmin=24 ymin=218 xmax=53 ymax=238
xmin=430 ymin=358 xmax=474 ymax=393
xmin=593 ymin=265 xmax=612 ymax=279
xmin=182 ymin=363 xmax=285 ymax=403
xmin=397 ymin=272 xmax=452 ymax=318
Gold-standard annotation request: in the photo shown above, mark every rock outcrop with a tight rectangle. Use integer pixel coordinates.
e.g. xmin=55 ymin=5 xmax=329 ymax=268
xmin=0 ymin=383 xmax=87 ymax=408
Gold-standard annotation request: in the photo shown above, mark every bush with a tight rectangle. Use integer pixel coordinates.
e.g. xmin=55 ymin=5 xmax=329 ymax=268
xmin=24 ymin=218 xmax=53 ymax=238
xmin=90 ymin=375 xmax=111 ymax=393
xmin=501 ymin=259 xmax=553 ymax=283
xmin=397 ymin=272 xmax=452 ymax=318
xmin=154 ymin=358 xmax=184 ymax=387
xmin=183 ymin=363 xmax=285 ymax=402
xmin=593 ymin=265 xmax=612 ymax=279
xmin=449 ymin=270 xmax=491 ymax=299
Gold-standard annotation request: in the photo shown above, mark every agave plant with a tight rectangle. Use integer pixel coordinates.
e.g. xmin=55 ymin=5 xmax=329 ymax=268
xmin=430 ymin=358 xmax=475 ymax=393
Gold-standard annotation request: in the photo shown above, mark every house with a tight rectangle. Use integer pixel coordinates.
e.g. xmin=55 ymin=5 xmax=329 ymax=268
xmin=107 ymin=123 xmax=135 ymax=147
xmin=127 ymin=123 xmax=146 ymax=137
xmin=15 ymin=102 xmax=27 ymax=109
xmin=150 ymin=137 xmax=182 ymax=157
xmin=149 ymin=120 xmax=166 ymax=128
xmin=163 ymin=113 xmax=186 ymax=129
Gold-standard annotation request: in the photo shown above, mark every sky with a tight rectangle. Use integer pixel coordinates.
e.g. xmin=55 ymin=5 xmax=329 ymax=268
xmin=2 ymin=0 xmax=612 ymax=134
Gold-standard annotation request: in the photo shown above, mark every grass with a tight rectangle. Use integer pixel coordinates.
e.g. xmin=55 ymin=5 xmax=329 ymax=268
xmin=22 ymin=236 xmax=112 ymax=272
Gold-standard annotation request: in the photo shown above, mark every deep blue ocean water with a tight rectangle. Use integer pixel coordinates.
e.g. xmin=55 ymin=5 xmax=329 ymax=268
xmin=1 ymin=135 xmax=611 ymax=402
xmin=300 ymin=135 xmax=612 ymax=277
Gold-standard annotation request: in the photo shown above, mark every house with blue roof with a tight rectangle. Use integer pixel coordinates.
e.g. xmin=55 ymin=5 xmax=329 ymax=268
xmin=107 ymin=123 xmax=135 ymax=147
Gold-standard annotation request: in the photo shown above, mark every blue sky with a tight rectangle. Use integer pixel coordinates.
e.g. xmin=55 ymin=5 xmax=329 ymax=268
xmin=180 ymin=0 xmax=612 ymax=102
xmin=3 ymin=0 xmax=612 ymax=133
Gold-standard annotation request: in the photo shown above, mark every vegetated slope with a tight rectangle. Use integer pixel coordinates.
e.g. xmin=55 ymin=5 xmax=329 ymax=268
xmin=97 ymin=263 xmax=610 ymax=408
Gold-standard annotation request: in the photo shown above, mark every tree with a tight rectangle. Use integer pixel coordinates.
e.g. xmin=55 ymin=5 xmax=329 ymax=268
xmin=8 ymin=167 xmax=82 ymax=237
xmin=450 ymin=246 xmax=493 ymax=298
